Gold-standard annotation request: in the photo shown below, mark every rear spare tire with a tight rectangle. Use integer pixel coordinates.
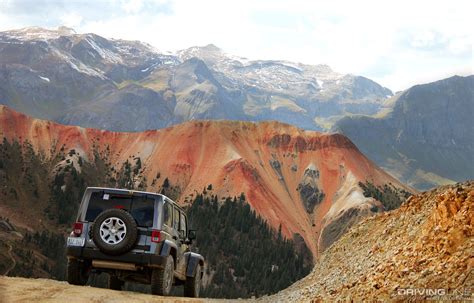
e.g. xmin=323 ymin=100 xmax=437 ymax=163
xmin=92 ymin=208 xmax=138 ymax=255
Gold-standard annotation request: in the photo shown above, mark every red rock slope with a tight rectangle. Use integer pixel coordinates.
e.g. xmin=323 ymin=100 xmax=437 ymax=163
xmin=0 ymin=105 xmax=411 ymax=255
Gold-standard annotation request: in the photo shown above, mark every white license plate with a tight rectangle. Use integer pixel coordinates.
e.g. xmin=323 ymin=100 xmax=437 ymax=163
xmin=67 ymin=237 xmax=85 ymax=247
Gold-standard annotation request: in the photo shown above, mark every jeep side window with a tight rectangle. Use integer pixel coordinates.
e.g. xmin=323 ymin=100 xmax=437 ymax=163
xmin=173 ymin=207 xmax=180 ymax=231
xmin=179 ymin=212 xmax=187 ymax=238
xmin=164 ymin=202 xmax=173 ymax=227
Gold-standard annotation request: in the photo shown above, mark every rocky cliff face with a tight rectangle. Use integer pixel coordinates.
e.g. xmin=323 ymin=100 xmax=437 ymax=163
xmin=264 ymin=181 xmax=473 ymax=302
xmin=0 ymin=26 xmax=392 ymax=132
xmin=296 ymin=164 xmax=325 ymax=213
xmin=0 ymin=105 xmax=411 ymax=255
xmin=333 ymin=75 xmax=474 ymax=190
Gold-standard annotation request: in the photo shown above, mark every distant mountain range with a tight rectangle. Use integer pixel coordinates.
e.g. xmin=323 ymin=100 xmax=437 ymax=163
xmin=333 ymin=75 xmax=474 ymax=190
xmin=0 ymin=26 xmax=392 ymax=132
xmin=0 ymin=26 xmax=471 ymax=191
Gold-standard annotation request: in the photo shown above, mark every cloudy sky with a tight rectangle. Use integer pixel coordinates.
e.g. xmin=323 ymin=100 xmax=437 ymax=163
xmin=0 ymin=0 xmax=472 ymax=91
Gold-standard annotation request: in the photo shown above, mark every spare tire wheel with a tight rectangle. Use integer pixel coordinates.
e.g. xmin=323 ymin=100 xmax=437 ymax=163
xmin=92 ymin=208 xmax=138 ymax=255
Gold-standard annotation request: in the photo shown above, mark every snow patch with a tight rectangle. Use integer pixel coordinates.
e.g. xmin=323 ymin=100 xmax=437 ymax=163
xmin=317 ymin=79 xmax=324 ymax=88
xmin=52 ymin=49 xmax=107 ymax=79
xmin=39 ymin=76 xmax=50 ymax=82
xmin=279 ymin=61 xmax=303 ymax=72
xmin=85 ymin=37 xmax=122 ymax=64
xmin=140 ymin=61 xmax=162 ymax=73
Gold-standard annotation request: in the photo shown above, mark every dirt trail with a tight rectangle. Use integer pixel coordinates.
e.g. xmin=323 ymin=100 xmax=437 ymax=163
xmin=0 ymin=276 xmax=226 ymax=303
xmin=3 ymin=244 xmax=16 ymax=276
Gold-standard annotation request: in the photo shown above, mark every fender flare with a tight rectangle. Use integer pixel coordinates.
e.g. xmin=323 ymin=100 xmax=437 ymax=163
xmin=160 ymin=240 xmax=178 ymax=259
xmin=185 ymin=252 xmax=205 ymax=278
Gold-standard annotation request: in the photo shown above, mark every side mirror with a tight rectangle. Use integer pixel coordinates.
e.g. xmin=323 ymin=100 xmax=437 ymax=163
xmin=188 ymin=229 xmax=196 ymax=240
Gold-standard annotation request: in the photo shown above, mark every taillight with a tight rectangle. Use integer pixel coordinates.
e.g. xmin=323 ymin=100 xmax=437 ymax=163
xmin=73 ymin=222 xmax=83 ymax=236
xmin=151 ymin=230 xmax=161 ymax=243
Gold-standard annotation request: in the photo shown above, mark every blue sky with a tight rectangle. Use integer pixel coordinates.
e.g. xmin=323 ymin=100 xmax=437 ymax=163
xmin=0 ymin=0 xmax=472 ymax=91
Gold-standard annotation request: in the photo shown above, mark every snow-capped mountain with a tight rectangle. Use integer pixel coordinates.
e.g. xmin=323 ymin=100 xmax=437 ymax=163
xmin=176 ymin=44 xmax=393 ymax=127
xmin=0 ymin=26 xmax=392 ymax=131
xmin=178 ymin=44 xmax=382 ymax=100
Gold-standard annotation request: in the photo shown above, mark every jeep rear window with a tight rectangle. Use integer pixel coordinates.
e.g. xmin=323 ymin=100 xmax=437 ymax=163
xmin=85 ymin=191 xmax=155 ymax=227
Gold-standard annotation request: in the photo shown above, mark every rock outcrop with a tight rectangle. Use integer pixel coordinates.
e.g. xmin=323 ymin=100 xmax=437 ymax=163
xmin=297 ymin=164 xmax=324 ymax=213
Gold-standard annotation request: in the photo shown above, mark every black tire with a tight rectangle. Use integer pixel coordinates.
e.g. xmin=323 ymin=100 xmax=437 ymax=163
xmin=151 ymin=255 xmax=174 ymax=296
xmin=67 ymin=259 xmax=89 ymax=286
xmin=184 ymin=263 xmax=202 ymax=298
xmin=108 ymin=274 xmax=124 ymax=290
xmin=92 ymin=208 xmax=138 ymax=256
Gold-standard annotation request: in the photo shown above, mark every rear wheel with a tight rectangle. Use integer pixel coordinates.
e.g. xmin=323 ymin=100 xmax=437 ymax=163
xmin=67 ymin=259 xmax=89 ymax=286
xmin=184 ymin=264 xmax=202 ymax=297
xmin=108 ymin=274 xmax=124 ymax=290
xmin=151 ymin=255 xmax=174 ymax=296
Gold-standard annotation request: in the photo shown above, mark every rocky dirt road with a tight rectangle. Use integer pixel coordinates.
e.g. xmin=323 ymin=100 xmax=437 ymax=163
xmin=0 ymin=276 xmax=218 ymax=303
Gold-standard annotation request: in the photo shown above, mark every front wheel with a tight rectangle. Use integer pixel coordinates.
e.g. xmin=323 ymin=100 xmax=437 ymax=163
xmin=184 ymin=264 xmax=202 ymax=297
xmin=151 ymin=255 xmax=174 ymax=296
xmin=67 ymin=259 xmax=89 ymax=286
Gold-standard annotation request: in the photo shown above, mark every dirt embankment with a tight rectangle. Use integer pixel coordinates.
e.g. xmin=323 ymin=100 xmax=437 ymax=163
xmin=261 ymin=181 xmax=474 ymax=302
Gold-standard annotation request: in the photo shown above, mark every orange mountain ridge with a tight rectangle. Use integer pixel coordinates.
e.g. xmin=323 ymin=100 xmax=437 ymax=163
xmin=0 ymin=105 xmax=412 ymax=256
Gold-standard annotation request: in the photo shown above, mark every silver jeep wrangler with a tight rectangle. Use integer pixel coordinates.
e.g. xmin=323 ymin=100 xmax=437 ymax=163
xmin=65 ymin=187 xmax=204 ymax=297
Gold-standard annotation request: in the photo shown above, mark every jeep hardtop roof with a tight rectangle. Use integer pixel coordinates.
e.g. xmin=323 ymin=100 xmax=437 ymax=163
xmin=84 ymin=187 xmax=184 ymax=211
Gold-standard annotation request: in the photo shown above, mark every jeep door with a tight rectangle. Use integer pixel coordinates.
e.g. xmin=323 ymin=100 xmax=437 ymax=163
xmin=176 ymin=211 xmax=189 ymax=275
xmin=171 ymin=206 xmax=186 ymax=276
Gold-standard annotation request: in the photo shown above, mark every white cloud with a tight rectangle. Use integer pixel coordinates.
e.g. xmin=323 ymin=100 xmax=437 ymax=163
xmin=121 ymin=0 xmax=145 ymax=14
xmin=59 ymin=12 xmax=83 ymax=28
xmin=0 ymin=0 xmax=472 ymax=91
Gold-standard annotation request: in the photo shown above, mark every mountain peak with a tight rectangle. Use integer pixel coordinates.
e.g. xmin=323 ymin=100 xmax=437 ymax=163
xmin=57 ymin=26 xmax=76 ymax=35
xmin=177 ymin=44 xmax=223 ymax=60
xmin=201 ymin=43 xmax=221 ymax=51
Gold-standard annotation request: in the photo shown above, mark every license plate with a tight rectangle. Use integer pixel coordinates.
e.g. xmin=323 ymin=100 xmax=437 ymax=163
xmin=67 ymin=237 xmax=85 ymax=247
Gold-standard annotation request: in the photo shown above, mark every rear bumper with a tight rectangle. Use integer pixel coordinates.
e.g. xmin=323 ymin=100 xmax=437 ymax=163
xmin=67 ymin=246 xmax=166 ymax=268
